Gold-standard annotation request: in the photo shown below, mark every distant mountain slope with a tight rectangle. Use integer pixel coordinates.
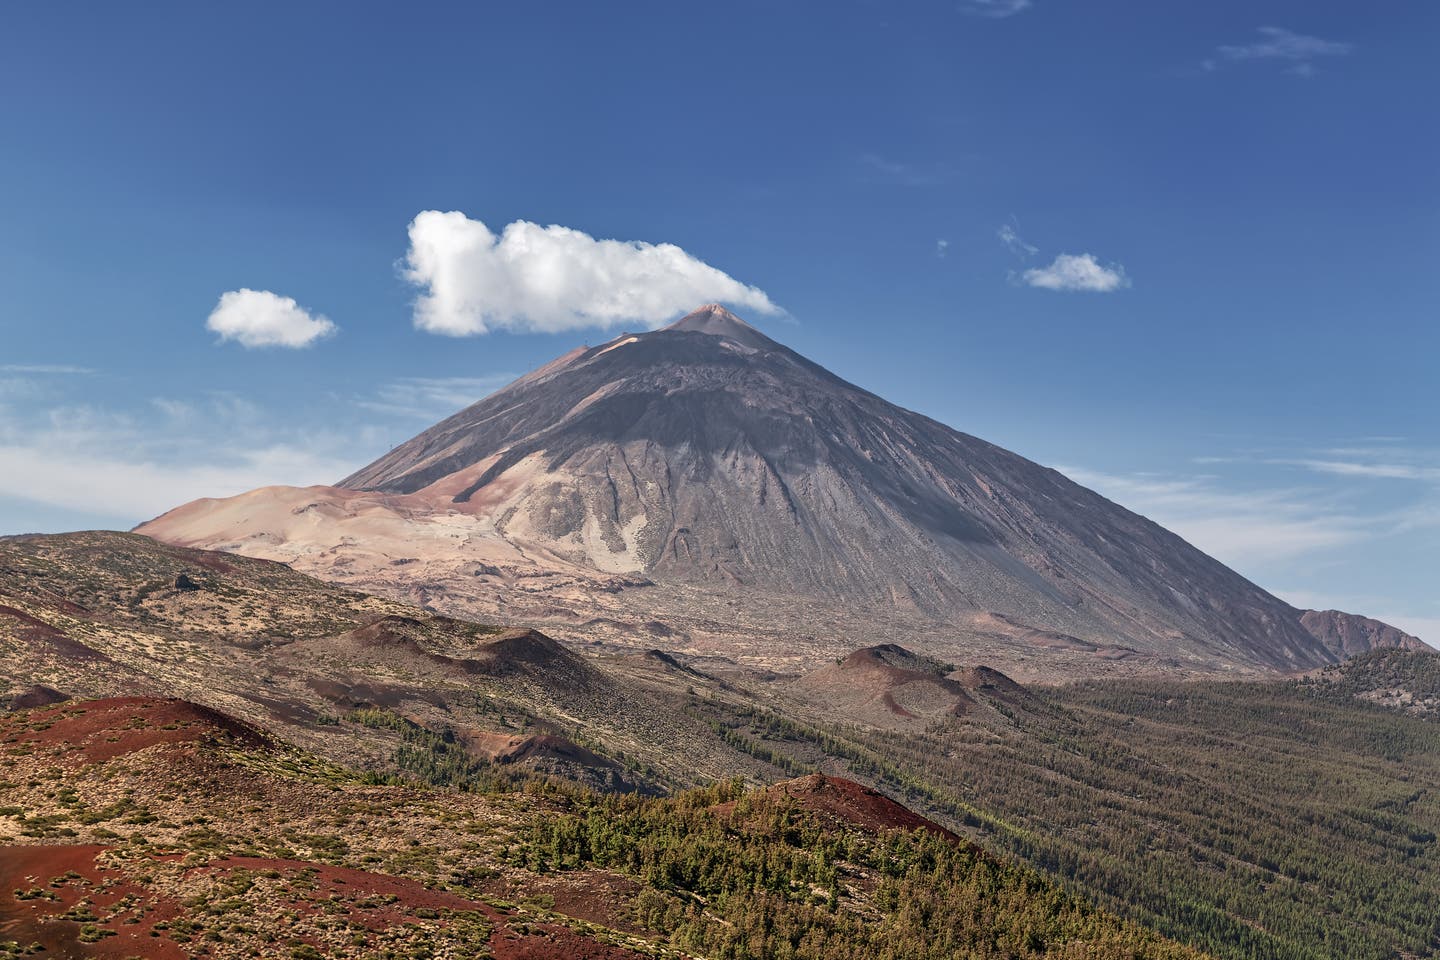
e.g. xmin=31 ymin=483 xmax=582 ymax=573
xmin=1299 ymin=609 xmax=1428 ymax=659
xmin=141 ymin=305 xmax=1416 ymax=673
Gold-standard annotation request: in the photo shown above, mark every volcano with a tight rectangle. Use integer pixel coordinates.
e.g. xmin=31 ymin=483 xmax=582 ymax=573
xmin=139 ymin=305 xmax=1415 ymax=674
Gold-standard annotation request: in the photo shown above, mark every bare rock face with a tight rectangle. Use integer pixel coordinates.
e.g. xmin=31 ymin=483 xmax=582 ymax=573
xmin=1299 ymin=609 xmax=1428 ymax=660
xmin=141 ymin=305 xmax=1409 ymax=674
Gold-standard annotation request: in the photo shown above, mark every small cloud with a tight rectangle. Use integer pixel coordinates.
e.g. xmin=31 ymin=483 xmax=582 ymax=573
xmin=0 ymin=364 xmax=95 ymax=375
xmin=1209 ymin=26 xmax=1353 ymax=76
xmin=958 ymin=0 xmax=1032 ymax=18
xmin=1021 ymin=253 xmax=1129 ymax=292
xmin=935 ymin=239 xmax=950 ymax=259
xmin=404 ymin=212 xmax=780 ymax=336
xmin=997 ymin=223 xmax=1038 ymax=258
xmin=207 ymin=289 xmax=337 ymax=349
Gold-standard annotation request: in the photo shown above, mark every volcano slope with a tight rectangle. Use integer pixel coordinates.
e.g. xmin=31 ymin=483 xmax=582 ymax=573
xmin=137 ymin=305 xmax=1419 ymax=678
xmin=0 ymin=696 xmax=1206 ymax=960
xmin=5 ymin=531 xmax=1440 ymax=960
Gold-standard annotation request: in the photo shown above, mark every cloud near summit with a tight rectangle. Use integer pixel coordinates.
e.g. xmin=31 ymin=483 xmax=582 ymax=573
xmin=404 ymin=211 xmax=781 ymax=336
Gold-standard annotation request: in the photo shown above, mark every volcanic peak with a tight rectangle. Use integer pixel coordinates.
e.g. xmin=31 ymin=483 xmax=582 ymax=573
xmin=135 ymin=306 xmax=1425 ymax=676
xmin=661 ymin=302 xmax=776 ymax=349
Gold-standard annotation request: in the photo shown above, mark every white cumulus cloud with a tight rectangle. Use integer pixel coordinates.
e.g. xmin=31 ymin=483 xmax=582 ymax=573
xmin=206 ymin=289 xmax=337 ymax=349
xmin=1022 ymin=253 xmax=1129 ymax=292
xmin=403 ymin=211 xmax=781 ymax=336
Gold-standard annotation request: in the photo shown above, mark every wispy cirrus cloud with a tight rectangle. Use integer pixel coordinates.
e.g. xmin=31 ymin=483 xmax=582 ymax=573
xmin=0 ymin=349 xmax=519 ymax=532
xmin=0 ymin=438 xmax=355 ymax=523
xmin=357 ymin=375 xmax=515 ymax=420
xmin=1062 ymin=441 xmax=1440 ymax=642
xmin=0 ymin=397 xmax=365 ymax=522
xmin=0 ymin=364 xmax=97 ymax=403
xmin=997 ymin=223 xmax=1038 ymax=259
xmin=0 ymin=364 xmax=95 ymax=375
xmin=0 ymin=379 xmax=46 ymax=401
xmin=958 ymin=0 xmax=1031 ymax=18
xmin=1057 ymin=465 xmax=1369 ymax=564
xmin=1204 ymin=441 xmax=1440 ymax=485
xmin=1270 ymin=458 xmax=1440 ymax=482
xmin=1204 ymin=27 xmax=1353 ymax=78
xmin=858 ymin=153 xmax=962 ymax=187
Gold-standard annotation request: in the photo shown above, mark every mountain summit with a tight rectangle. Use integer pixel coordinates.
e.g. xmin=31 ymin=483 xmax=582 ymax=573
xmin=141 ymin=305 xmax=1413 ymax=675
xmin=661 ymin=303 xmax=778 ymax=347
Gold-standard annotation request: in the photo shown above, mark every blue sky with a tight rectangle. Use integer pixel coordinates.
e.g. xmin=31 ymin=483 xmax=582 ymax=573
xmin=1 ymin=2 xmax=1436 ymax=640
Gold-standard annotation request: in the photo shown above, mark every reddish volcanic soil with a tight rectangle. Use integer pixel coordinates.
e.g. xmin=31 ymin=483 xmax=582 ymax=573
xmin=4 ymin=696 xmax=267 ymax=764
xmin=0 ymin=844 xmax=186 ymax=959
xmin=490 ymin=922 xmax=660 ymax=959
xmin=0 ymin=695 xmax=669 ymax=958
xmin=0 ymin=847 xmax=486 ymax=957
xmin=0 ymin=846 xmax=661 ymax=960
xmin=767 ymin=774 xmax=959 ymax=840
xmin=196 ymin=856 xmax=487 ymax=924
